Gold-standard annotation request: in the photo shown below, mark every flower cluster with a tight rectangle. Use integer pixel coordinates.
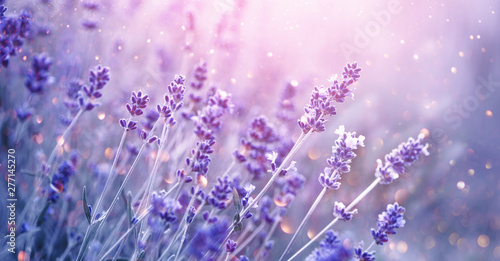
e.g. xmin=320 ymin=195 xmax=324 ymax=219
xmin=375 ymin=134 xmax=429 ymax=184
xmin=148 ymin=192 xmax=182 ymax=232
xmin=120 ymin=91 xmax=151 ymax=132
xmin=225 ymin=239 xmax=237 ymax=253
xmin=157 ymin=74 xmax=186 ymax=125
xmin=319 ymin=126 xmax=365 ymax=189
xmin=78 ymin=65 xmax=110 ymax=111
xmin=273 ymin=168 xmax=305 ymax=207
xmin=0 ymin=8 xmax=31 ymax=67
xmin=24 ymin=53 xmax=54 ymax=94
xmin=207 ymin=175 xmax=233 ymax=209
xmin=333 ymin=201 xmax=358 ymax=221
xmin=305 ymin=230 xmax=352 ymax=261
xmin=193 ymin=88 xmax=233 ymax=141
xmin=234 ymin=116 xmax=281 ymax=179
xmin=298 ymin=63 xmax=361 ymax=133
xmin=371 ymin=202 xmax=406 ymax=245
xmin=190 ymin=60 xmax=208 ymax=99
xmin=354 ymin=242 xmax=375 ymax=261
xmin=47 ymin=160 xmax=76 ymax=203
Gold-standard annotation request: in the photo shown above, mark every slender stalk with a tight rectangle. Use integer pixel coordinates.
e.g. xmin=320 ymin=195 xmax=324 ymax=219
xmin=141 ymin=123 xmax=169 ymax=210
xmin=365 ymin=241 xmax=376 ymax=251
xmin=92 ymin=126 xmax=128 ymax=220
xmin=99 ymin=183 xmax=179 ymax=260
xmin=279 ymin=187 xmax=327 ymax=261
xmin=287 ymin=178 xmax=381 ymax=260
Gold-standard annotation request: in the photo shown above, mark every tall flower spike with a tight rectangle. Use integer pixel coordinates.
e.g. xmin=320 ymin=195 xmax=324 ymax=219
xmin=298 ymin=62 xmax=361 ymax=133
xmin=371 ymin=202 xmax=406 ymax=245
xmin=79 ymin=65 xmax=110 ymax=111
xmin=318 ymin=125 xmax=365 ymax=189
xmin=375 ymin=134 xmax=429 ymax=184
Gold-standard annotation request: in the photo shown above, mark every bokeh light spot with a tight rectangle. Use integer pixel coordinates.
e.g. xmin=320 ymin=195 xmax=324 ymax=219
xmin=477 ymin=234 xmax=490 ymax=248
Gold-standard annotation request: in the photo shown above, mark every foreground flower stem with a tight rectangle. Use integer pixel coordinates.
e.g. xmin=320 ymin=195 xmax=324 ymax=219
xmin=288 ymin=177 xmax=381 ymax=260
xmin=279 ymin=187 xmax=328 ymax=261
xmin=99 ymin=183 xmax=180 ymax=261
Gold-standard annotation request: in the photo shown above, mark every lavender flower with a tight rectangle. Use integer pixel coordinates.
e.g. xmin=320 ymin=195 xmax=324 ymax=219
xmin=225 ymin=239 xmax=237 ymax=253
xmin=375 ymin=134 xmax=429 ymax=184
xmin=25 ymin=53 xmax=54 ymax=94
xmin=208 ymin=175 xmax=233 ymax=209
xmin=354 ymin=242 xmax=376 ymax=261
xmin=319 ymin=126 xmax=364 ymax=189
xmin=234 ymin=116 xmax=281 ymax=180
xmin=305 ymin=230 xmax=352 ymax=261
xmin=298 ymin=63 xmax=361 ymax=133
xmin=274 ymin=170 xmax=305 ymax=207
xmin=333 ymin=202 xmax=357 ymax=221
xmin=126 ymin=91 xmax=150 ymax=116
xmin=371 ymin=202 xmax=406 ymax=245
xmin=79 ymin=65 xmax=110 ymax=111
xmin=47 ymin=160 xmax=76 ymax=203
xmin=0 ymin=8 xmax=31 ymax=67
xmin=190 ymin=60 xmax=208 ymax=101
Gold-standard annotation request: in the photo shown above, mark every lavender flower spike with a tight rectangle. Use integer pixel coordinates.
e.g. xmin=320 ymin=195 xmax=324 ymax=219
xmin=298 ymin=62 xmax=361 ymax=133
xmin=375 ymin=134 xmax=429 ymax=184
xmin=371 ymin=202 xmax=406 ymax=245
xmin=318 ymin=125 xmax=365 ymax=189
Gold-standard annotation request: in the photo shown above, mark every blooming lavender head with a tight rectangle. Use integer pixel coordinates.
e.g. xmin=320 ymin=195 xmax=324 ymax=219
xmin=371 ymin=202 xmax=406 ymax=245
xmin=354 ymin=242 xmax=376 ymax=261
xmin=207 ymin=175 xmax=233 ymax=209
xmin=333 ymin=201 xmax=358 ymax=221
xmin=319 ymin=126 xmax=364 ymax=189
xmin=24 ymin=53 xmax=54 ymax=94
xmin=79 ymin=65 xmax=110 ymax=111
xmin=126 ymin=91 xmax=150 ymax=116
xmin=234 ymin=116 xmax=281 ymax=180
xmin=0 ymin=8 xmax=31 ymax=67
xmin=305 ymin=230 xmax=352 ymax=261
xmin=375 ymin=134 xmax=429 ymax=184
xmin=225 ymin=239 xmax=237 ymax=253
xmin=298 ymin=63 xmax=361 ymax=133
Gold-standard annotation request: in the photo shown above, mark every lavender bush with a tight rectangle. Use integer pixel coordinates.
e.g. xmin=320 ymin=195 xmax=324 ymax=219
xmin=2 ymin=0 xmax=499 ymax=261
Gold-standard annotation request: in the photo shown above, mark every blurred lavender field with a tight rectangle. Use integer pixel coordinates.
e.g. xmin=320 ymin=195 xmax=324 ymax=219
xmin=1 ymin=0 xmax=499 ymax=260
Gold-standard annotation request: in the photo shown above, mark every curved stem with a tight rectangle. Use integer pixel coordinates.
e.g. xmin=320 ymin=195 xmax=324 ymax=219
xmin=279 ymin=187 xmax=327 ymax=261
xmin=287 ymin=178 xmax=381 ymax=261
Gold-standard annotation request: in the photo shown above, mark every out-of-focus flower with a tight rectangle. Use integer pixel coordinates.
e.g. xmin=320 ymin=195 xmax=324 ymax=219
xmin=305 ymin=230 xmax=352 ymax=261
xmin=25 ymin=53 xmax=54 ymax=94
